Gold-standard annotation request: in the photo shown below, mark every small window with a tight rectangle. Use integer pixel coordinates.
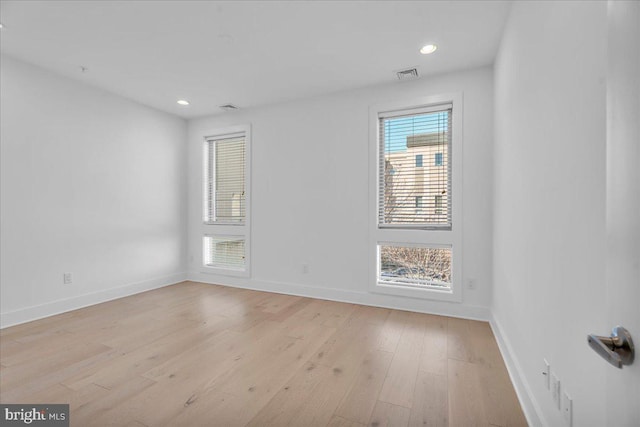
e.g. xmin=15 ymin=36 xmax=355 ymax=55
xmin=378 ymin=244 xmax=452 ymax=289
xmin=203 ymin=236 xmax=245 ymax=270
xmin=202 ymin=126 xmax=250 ymax=276
xmin=435 ymin=152 xmax=443 ymax=166
xmin=435 ymin=195 xmax=443 ymax=215
xmin=415 ymin=196 xmax=423 ymax=208
xmin=415 ymin=154 xmax=423 ymax=167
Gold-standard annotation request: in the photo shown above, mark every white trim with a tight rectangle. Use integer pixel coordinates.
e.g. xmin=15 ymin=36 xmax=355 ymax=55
xmin=378 ymin=102 xmax=454 ymax=119
xmin=204 ymin=131 xmax=246 ymax=142
xmin=490 ymin=314 xmax=547 ymax=427
xmin=368 ymin=92 xmax=463 ymax=303
xmin=200 ymin=124 xmax=252 ymax=278
xmin=188 ymin=271 xmax=491 ymax=322
xmin=0 ymin=272 xmax=187 ymax=329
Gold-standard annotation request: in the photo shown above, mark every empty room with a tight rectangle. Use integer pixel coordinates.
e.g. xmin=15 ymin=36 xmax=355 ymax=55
xmin=1 ymin=1 xmax=638 ymax=426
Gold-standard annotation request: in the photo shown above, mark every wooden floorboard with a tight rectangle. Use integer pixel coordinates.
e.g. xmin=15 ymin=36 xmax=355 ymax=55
xmin=0 ymin=281 xmax=527 ymax=426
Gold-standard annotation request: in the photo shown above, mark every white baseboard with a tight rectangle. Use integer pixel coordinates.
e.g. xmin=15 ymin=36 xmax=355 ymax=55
xmin=188 ymin=272 xmax=491 ymax=322
xmin=0 ymin=272 xmax=187 ymax=329
xmin=490 ymin=314 xmax=546 ymax=427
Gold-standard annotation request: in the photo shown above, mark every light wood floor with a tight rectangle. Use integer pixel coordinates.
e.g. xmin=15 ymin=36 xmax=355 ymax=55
xmin=0 ymin=281 xmax=527 ymax=427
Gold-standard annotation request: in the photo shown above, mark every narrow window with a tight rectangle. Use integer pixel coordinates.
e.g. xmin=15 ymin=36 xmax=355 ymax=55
xmin=435 ymin=194 xmax=443 ymax=215
xmin=435 ymin=152 xmax=443 ymax=166
xmin=203 ymin=127 xmax=250 ymax=275
xmin=204 ymin=134 xmax=246 ymax=224
xmin=372 ymin=97 xmax=460 ymax=302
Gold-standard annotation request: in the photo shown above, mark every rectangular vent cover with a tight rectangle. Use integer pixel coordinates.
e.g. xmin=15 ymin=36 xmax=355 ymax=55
xmin=396 ymin=68 xmax=419 ymax=81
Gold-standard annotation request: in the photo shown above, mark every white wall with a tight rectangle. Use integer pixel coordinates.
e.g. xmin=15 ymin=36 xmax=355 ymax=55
xmin=0 ymin=56 xmax=188 ymax=327
xmin=188 ymin=66 xmax=494 ymax=319
xmin=493 ymin=2 xmax=608 ymax=426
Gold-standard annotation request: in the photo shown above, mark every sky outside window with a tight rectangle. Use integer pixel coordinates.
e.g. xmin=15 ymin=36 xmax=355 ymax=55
xmin=384 ymin=111 xmax=448 ymax=153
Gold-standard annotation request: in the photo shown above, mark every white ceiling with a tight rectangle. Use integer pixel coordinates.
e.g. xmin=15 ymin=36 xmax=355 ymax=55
xmin=0 ymin=1 xmax=511 ymax=119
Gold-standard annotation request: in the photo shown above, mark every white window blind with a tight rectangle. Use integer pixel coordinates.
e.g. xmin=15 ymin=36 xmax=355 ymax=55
xmin=204 ymin=133 xmax=246 ymax=224
xmin=378 ymin=105 xmax=452 ymax=229
xmin=203 ymin=236 xmax=245 ymax=269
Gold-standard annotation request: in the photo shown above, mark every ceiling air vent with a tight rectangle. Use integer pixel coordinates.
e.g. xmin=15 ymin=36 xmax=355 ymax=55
xmin=396 ymin=68 xmax=419 ymax=81
xmin=219 ymin=104 xmax=239 ymax=112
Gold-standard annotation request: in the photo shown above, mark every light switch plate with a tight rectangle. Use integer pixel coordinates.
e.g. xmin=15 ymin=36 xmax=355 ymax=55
xmin=551 ymin=373 xmax=560 ymax=409
xmin=543 ymin=359 xmax=550 ymax=389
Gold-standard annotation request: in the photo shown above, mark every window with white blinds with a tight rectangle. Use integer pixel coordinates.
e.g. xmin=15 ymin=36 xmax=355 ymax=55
xmin=203 ymin=236 xmax=245 ymax=270
xmin=370 ymin=96 xmax=461 ymax=302
xmin=202 ymin=125 xmax=250 ymax=276
xmin=204 ymin=133 xmax=246 ymax=224
xmin=378 ymin=105 xmax=452 ymax=229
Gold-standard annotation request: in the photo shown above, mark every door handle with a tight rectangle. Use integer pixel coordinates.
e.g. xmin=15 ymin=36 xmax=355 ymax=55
xmin=587 ymin=326 xmax=635 ymax=368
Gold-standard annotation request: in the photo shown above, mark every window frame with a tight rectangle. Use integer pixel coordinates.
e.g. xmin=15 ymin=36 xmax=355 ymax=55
xmin=203 ymin=133 xmax=247 ymax=226
xmin=378 ymin=103 xmax=452 ymax=230
xmin=201 ymin=124 xmax=251 ymax=278
xmin=377 ymin=242 xmax=453 ymax=291
xmin=368 ymin=94 xmax=462 ymax=302
xmin=203 ymin=234 xmax=247 ymax=271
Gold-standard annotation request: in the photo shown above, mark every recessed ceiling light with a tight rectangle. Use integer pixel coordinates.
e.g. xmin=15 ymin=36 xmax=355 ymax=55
xmin=0 ymin=23 xmax=4 ymax=29
xmin=420 ymin=44 xmax=437 ymax=55
xmin=177 ymin=99 xmax=190 ymax=106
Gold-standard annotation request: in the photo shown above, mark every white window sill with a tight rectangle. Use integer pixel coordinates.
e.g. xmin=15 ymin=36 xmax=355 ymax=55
xmin=372 ymin=280 xmax=461 ymax=302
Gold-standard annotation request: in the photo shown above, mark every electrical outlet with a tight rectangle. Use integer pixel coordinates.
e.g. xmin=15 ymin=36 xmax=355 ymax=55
xmin=302 ymin=263 xmax=309 ymax=274
xmin=466 ymin=278 xmax=476 ymax=289
xmin=543 ymin=359 xmax=550 ymax=390
xmin=63 ymin=272 xmax=73 ymax=284
xmin=551 ymin=373 xmax=561 ymax=409
xmin=562 ymin=391 xmax=573 ymax=426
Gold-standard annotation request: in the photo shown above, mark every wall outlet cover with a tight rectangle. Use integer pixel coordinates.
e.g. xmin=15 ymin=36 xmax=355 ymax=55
xmin=562 ymin=391 xmax=572 ymax=426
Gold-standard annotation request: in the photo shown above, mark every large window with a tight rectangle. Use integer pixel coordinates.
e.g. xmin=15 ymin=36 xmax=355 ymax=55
xmin=202 ymin=127 xmax=250 ymax=275
xmin=370 ymin=96 xmax=461 ymax=302
xmin=204 ymin=134 xmax=246 ymax=224
xmin=379 ymin=105 xmax=451 ymax=229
